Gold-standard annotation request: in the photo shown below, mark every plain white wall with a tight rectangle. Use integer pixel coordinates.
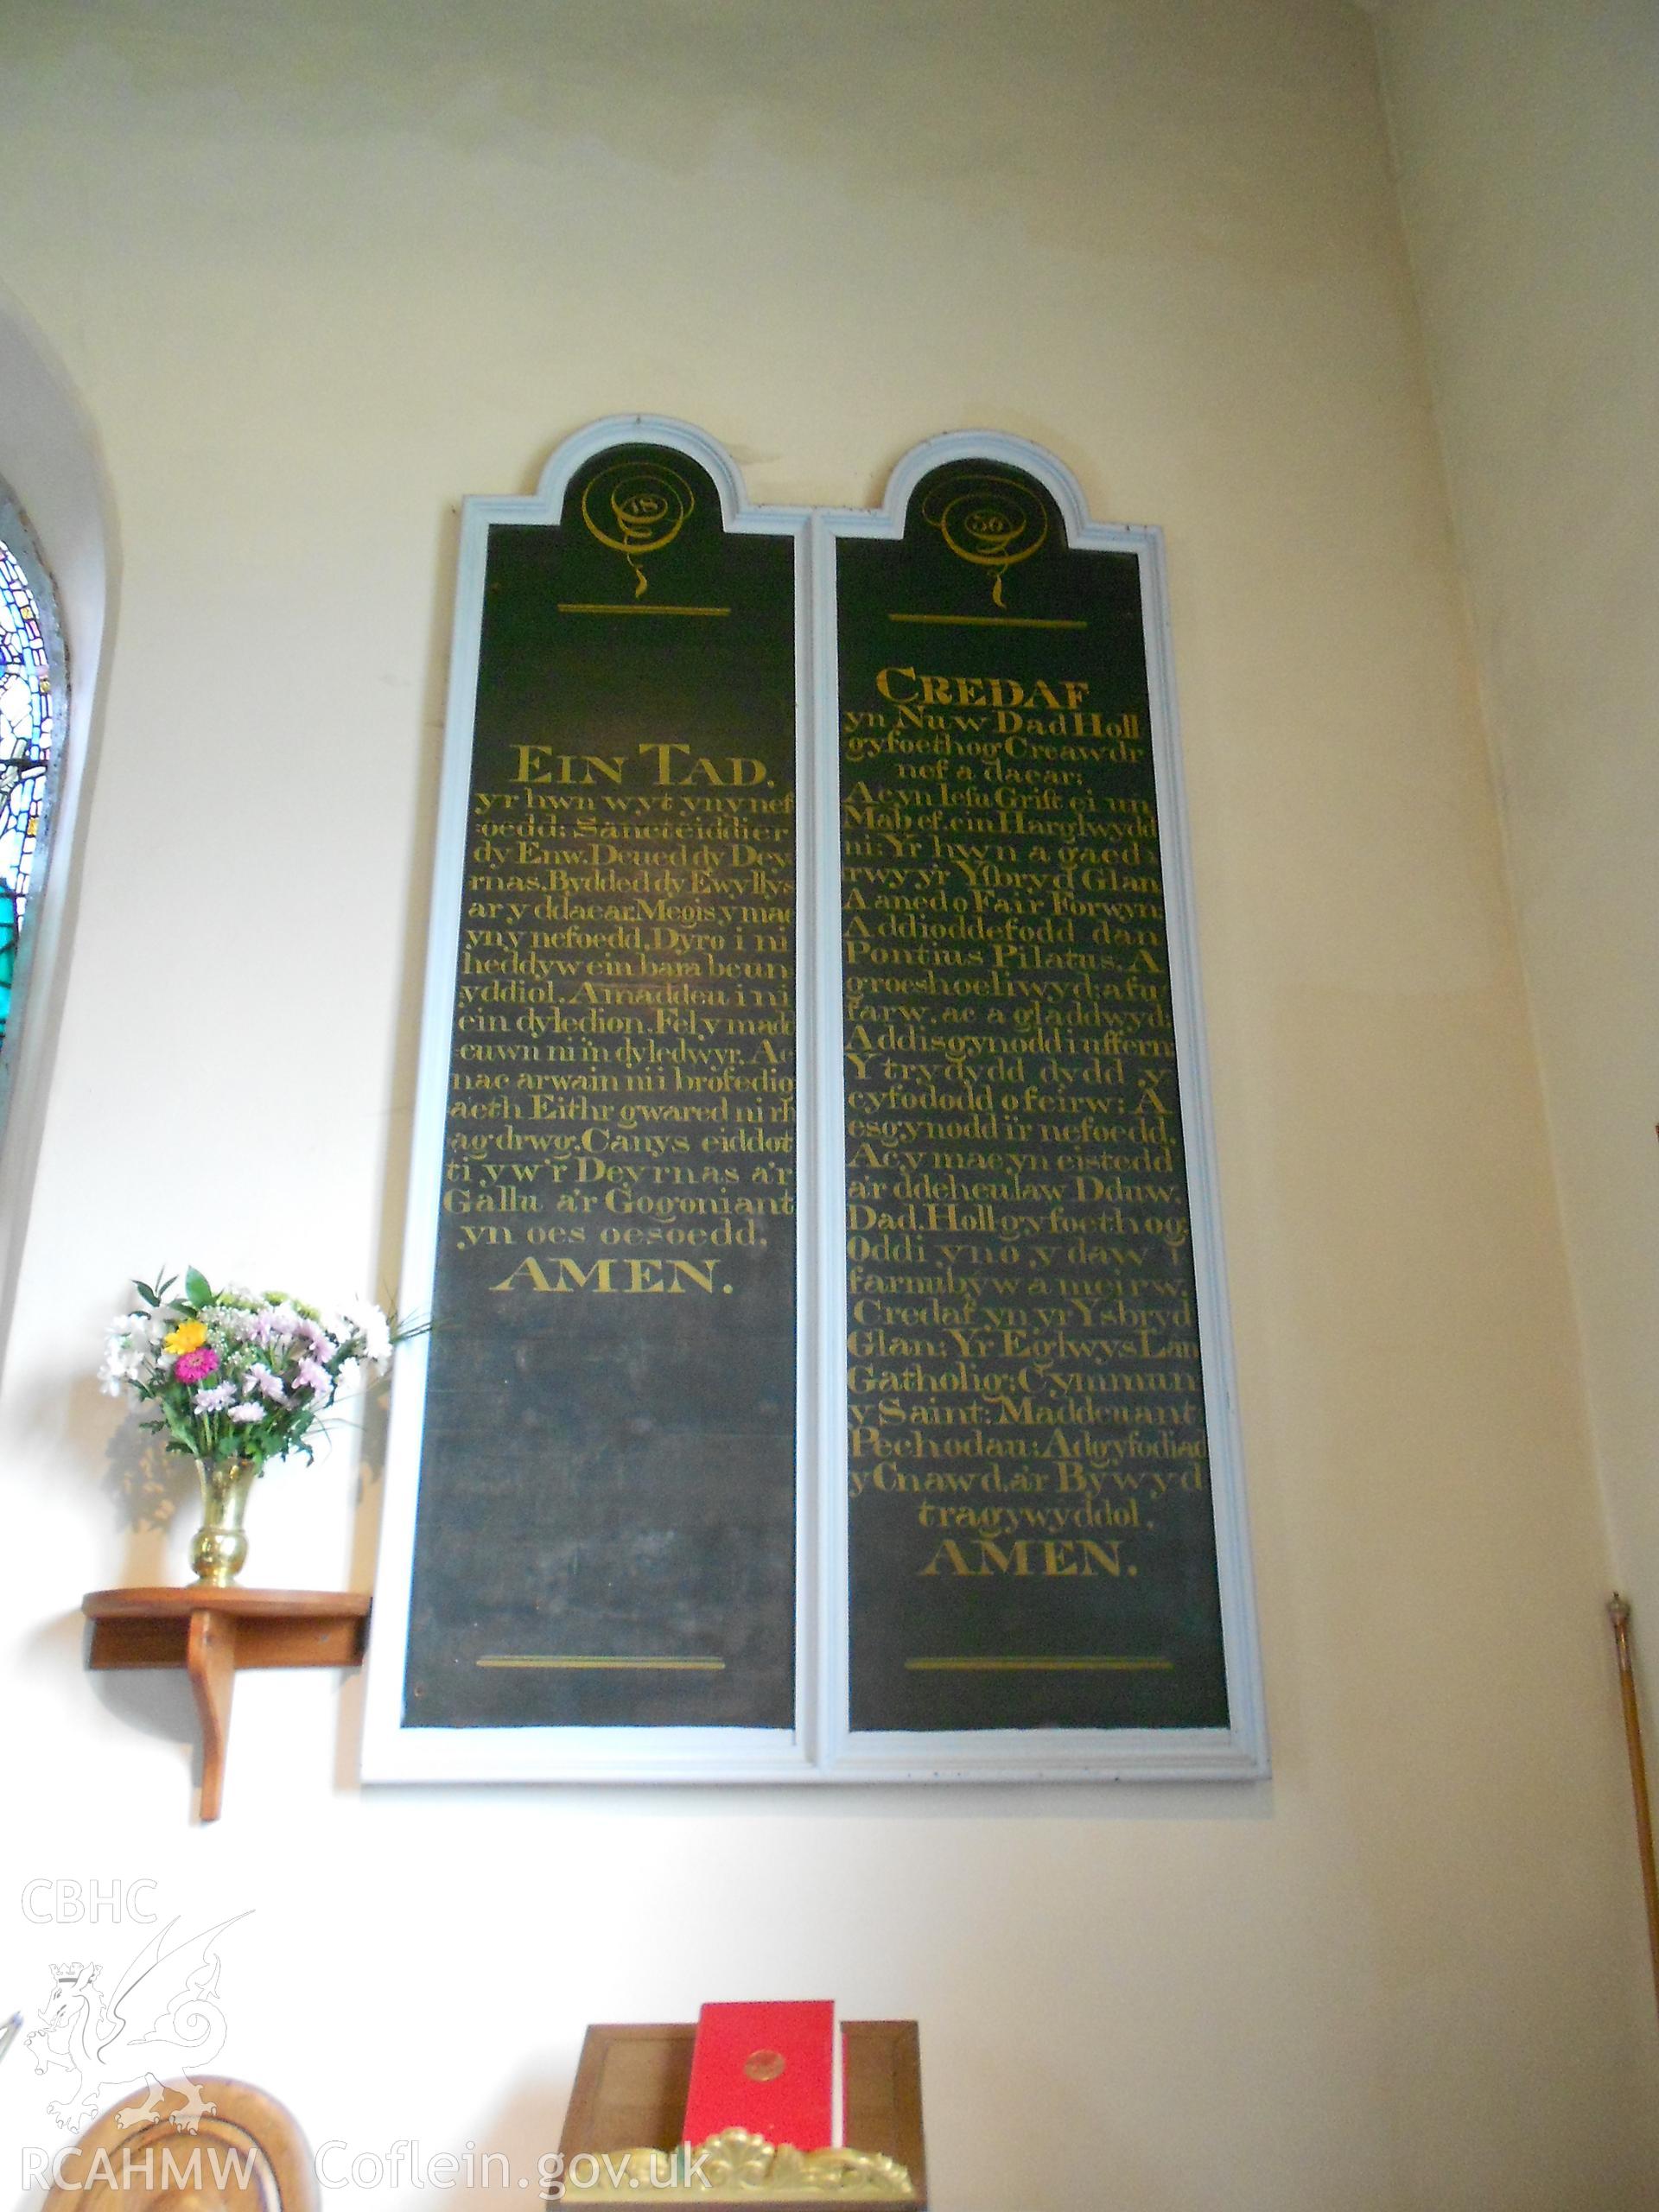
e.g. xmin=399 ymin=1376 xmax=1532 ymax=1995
xmin=1376 ymin=0 xmax=1659 ymax=1677
xmin=0 ymin=3 xmax=1652 ymax=2207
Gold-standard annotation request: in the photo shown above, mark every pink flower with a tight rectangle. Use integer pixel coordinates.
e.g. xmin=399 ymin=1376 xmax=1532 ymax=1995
xmin=174 ymin=1344 xmax=219 ymax=1384
xmin=246 ymin=1361 xmax=288 ymax=1405
xmin=294 ymin=1357 xmax=333 ymax=1402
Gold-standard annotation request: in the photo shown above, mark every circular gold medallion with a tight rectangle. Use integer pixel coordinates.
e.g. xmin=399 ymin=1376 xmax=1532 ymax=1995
xmin=578 ymin=458 xmax=695 ymax=598
xmin=743 ymin=2048 xmax=786 ymax=2082
xmin=919 ymin=470 xmax=1049 ymax=607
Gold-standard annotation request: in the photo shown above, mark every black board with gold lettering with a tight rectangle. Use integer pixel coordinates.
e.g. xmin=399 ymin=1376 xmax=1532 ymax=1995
xmin=364 ymin=421 xmax=1264 ymax=1783
xmin=836 ymin=461 xmax=1229 ymax=1736
xmin=399 ymin=442 xmax=800 ymax=1733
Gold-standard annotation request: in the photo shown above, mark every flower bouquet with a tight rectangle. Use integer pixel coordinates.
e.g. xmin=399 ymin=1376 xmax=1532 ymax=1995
xmin=99 ymin=1266 xmax=402 ymax=1586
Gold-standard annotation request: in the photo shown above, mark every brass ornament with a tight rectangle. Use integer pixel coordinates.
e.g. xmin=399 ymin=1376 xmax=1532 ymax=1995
xmin=743 ymin=2049 xmax=786 ymax=2082
xmin=919 ymin=472 xmax=1047 ymax=607
xmin=188 ymin=1459 xmax=260 ymax=1587
xmin=561 ymin=2130 xmax=915 ymax=2202
xmin=580 ymin=459 xmax=695 ymax=598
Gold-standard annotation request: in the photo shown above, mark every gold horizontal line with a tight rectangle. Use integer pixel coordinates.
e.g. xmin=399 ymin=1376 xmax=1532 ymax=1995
xmin=906 ymin=1656 xmax=1173 ymax=1673
xmin=887 ymin=613 xmax=1086 ymax=629
xmin=557 ymin=603 xmax=731 ymax=618
xmin=476 ymin=1656 xmax=727 ymax=1671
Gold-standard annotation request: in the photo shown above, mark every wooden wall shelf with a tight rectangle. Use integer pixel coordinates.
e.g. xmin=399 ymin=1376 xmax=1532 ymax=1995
xmin=83 ymin=1586 xmax=371 ymax=1822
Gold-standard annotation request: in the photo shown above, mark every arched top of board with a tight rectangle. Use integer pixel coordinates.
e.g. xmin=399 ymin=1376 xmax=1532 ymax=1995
xmin=830 ymin=429 xmax=1155 ymax=560
xmin=530 ymin=413 xmax=810 ymax=538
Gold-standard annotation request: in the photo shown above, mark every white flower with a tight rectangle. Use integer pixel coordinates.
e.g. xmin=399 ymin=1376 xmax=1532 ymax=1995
xmin=340 ymin=1297 xmax=392 ymax=1366
xmin=226 ymin=1403 xmax=264 ymax=1426
xmin=193 ymin=1381 xmax=237 ymax=1414
xmin=203 ymin=1303 xmax=261 ymax=1344
xmin=98 ymin=1319 xmax=153 ymax=1395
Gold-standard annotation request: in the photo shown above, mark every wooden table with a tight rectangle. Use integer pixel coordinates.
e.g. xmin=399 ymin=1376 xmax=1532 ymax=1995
xmin=560 ymin=2021 xmax=926 ymax=2207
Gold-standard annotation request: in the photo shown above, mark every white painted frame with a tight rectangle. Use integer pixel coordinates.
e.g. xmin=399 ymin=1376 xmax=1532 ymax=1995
xmin=362 ymin=421 xmax=1268 ymax=1785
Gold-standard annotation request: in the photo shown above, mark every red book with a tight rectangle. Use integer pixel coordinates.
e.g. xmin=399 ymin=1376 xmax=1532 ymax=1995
xmin=682 ymin=2000 xmax=841 ymax=2150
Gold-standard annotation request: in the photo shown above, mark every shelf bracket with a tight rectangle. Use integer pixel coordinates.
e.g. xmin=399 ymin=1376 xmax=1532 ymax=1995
xmin=84 ymin=1587 xmax=372 ymax=1822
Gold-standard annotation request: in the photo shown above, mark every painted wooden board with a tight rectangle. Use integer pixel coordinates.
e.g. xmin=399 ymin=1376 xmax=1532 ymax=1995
xmin=361 ymin=420 xmax=1266 ymax=1784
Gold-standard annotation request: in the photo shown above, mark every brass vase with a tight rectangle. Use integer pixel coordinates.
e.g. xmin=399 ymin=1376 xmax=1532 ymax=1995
xmin=188 ymin=1458 xmax=260 ymax=1587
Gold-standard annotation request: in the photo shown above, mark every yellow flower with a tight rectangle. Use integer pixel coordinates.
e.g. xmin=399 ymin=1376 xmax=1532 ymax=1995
xmin=163 ymin=1319 xmax=208 ymax=1356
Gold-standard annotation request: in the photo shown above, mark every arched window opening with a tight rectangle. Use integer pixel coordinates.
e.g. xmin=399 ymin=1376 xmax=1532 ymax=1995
xmin=0 ymin=491 xmax=65 ymax=1062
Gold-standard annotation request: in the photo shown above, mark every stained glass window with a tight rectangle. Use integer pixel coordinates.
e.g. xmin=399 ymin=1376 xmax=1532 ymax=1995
xmin=0 ymin=501 xmax=61 ymax=1058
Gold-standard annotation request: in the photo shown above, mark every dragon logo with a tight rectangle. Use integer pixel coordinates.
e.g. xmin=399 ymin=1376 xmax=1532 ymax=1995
xmin=23 ymin=1914 xmax=248 ymax=2134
